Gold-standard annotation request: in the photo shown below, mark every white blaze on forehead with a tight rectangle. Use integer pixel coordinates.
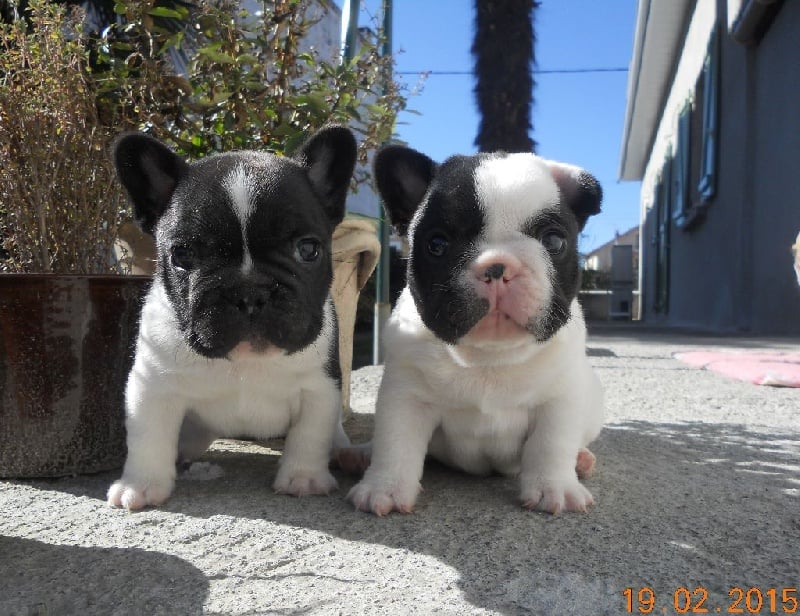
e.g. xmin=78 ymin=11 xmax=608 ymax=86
xmin=224 ymin=164 xmax=257 ymax=224
xmin=474 ymin=153 xmax=560 ymax=240
xmin=224 ymin=164 xmax=258 ymax=273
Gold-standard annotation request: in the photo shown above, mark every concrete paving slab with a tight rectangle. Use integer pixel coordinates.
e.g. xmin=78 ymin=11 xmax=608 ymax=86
xmin=2 ymin=325 xmax=798 ymax=615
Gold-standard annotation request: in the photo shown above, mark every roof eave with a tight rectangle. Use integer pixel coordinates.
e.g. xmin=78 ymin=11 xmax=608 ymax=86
xmin=618 ymin=0 xmax=695 ymax=181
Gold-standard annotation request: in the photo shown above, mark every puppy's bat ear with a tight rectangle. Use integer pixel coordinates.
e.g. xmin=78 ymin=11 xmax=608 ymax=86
xmin=113 ymin=133 xmax=188 ymax=235
xmin=374 ymin=145 xmax=437 ymax=237
xmin=544 ymin=160 xmax=603 ymax=231
xmin=294 ymin=125 xmax=357 ymax=227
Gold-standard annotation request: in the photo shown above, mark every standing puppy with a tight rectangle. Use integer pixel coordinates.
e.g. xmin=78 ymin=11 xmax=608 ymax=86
xmin=108 ymin=126 xmax=356 ymax=510
xmin=348 ymin=146 xmax=604 ymax=515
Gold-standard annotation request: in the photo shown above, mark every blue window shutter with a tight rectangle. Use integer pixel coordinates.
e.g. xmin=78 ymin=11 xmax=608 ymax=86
xmin=651 ymin=181 xmax=662 ymax=247
xmin=698 ymin=26 xmax=719 ymax=202
xmin=673 ymin=104 xmax=692 ymax=226
xmin=655 ymin=152 xmax=671 ymax=313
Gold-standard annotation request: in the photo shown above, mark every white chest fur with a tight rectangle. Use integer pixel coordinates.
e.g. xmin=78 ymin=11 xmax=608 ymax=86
xmin=380 ymin=289 xmax=602 ymax=475
xmin=128 ymin=282 xmax=338 ymax=439
xmin=108 ymin=281 xmax=342 ymax=510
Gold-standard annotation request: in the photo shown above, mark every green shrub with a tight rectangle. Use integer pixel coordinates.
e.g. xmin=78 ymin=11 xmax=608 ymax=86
xmin=95 ymin=0 xmax=405 ymax=171
xmin=581 ymin=268 xmax=612 ymax=291
xmin=0 ymin=0 xmax=407 ymax=273
xmin=0 ymin=0 xmax=127 ymax=273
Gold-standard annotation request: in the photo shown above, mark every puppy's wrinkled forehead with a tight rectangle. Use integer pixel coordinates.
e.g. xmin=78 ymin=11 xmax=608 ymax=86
xmin=475 ymin=154 xmax=559 ymax=223
xmin=221 ymin=154 xmax=286 ymax=225
xmin=223 ymin=162 xmax=258 ymax=225
xmin=175 ymin=154 xmax=319 ymax=231
xmin=419 ymin=152 xmax=562 ymax=241
xmin=474 ymin=153 xmax=561 ymax=235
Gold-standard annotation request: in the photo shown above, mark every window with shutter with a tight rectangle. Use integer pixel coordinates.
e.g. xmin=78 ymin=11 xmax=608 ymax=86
xmin=698 ymin=25 xmax=719 ymax=203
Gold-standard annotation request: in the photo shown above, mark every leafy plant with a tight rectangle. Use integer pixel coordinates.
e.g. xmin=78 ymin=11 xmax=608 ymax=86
xmin=581 ymin=268 xmax=612 ymax=291
xmin=0 ymin=0 xmax=128 ymax=273
xmin=95 ymin=0 xmax=405 ymax=177
xmin=0 ymin=0 xmax=408 ymax=274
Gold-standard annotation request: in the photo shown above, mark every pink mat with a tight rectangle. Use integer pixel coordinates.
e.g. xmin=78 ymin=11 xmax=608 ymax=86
xmin=674 ymin=350 xmax=800 ymax=387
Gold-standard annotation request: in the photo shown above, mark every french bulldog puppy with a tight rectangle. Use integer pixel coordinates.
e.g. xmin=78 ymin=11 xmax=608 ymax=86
xmin=348 ymin=146 xmax=604 ymax=515
xmin=107 ymin=126 xmax=357 ymax=510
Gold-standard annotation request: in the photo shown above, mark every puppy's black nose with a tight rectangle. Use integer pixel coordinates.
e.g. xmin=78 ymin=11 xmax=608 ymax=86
xmin=237 ymin=296 xmax=266 ymax=315
xmin=484 ymin=263 xmax=506 ymax=281
xmin=229 ymin=288 xmax=270 ymax=316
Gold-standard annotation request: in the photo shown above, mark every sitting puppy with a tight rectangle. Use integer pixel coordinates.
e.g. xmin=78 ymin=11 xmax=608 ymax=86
xmin=108 ymin=126 xmax=356 ymax=510
xmin=348 ymin=146 xmax=604 ymax=515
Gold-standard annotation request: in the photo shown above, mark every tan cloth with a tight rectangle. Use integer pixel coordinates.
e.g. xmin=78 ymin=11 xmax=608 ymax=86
xmin=115 ymin=217 xmax=381 ymax=415
xmin=115 ymin=222 xmax=158 ymax=275
xmin=331 ymin=217 xmax=381 ymax=416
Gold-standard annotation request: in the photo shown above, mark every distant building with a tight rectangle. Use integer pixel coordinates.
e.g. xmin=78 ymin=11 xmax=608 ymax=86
xmin=583 ymin=226 xmax=640 ymax=285
xmin=580 ymin=227 xmax=640 ymax=321
xmin=619 ymin=0 xmax=800 ymax=334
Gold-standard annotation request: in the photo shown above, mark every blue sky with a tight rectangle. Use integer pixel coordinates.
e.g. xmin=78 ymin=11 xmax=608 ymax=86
xmin=338 ymin=0 xmax=642 ymax=254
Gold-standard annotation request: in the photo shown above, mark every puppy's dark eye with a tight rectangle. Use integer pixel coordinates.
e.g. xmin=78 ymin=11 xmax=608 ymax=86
xmin=295 ymin=237 xmax=321 ymax=263
xmin=170 ymin=245 xmax=195 ymax=270
xmin=541 ymin=231 xmax=567 ymax=255
xmin=427 ymin=234 xmax=449 ymax=258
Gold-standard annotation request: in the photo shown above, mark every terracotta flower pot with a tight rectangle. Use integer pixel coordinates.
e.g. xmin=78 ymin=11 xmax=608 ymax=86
xmin=0 ymin=274 xmax=150 ymax=478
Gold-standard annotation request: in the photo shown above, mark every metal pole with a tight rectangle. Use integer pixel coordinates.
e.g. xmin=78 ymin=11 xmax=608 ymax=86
xmin=341 ymin=0 xmax=361 ymax=61
xmin=373 ymin=0 xmax=392 ymax=365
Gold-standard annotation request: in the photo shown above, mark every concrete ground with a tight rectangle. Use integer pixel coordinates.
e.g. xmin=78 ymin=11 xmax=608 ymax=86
xmin=2 ymin=323 xmax=799 ymax=615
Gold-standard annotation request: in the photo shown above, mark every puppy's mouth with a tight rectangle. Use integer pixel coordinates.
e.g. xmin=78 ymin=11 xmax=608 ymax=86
xmin=459 ymin=273 xmax=546 ymax=344
xmin=227 ymin=339 xmax=283 ymax=359
xmin=187 ymin=319 xmax=318 ymax=359
xmin=462 ymin=308 xmax=531 ymax=343
xmin=184 ymin=284 xmax=326 ymax=359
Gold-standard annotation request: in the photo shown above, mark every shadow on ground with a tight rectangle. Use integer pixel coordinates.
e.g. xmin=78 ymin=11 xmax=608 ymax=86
xmin=13 ymin=411 xmax=800 ymax=615
xmin=0 ymin=536 xmax=209 ymax=615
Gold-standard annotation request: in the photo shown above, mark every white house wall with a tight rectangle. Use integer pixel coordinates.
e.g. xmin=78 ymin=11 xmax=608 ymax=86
xmin=619 ymin=0 xmax=694 ymax=181
xmin=640 ymin=0 xmax=716 ymax=223
xmin=637 ymin=0 xmax=715 ymax=298
xmin=631 ymin=0 xmax=800 ymax=334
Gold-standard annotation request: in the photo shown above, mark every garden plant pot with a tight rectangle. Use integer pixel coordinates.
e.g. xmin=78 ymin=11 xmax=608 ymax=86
xmin=0 ymin=274 xmax=150 ymax=478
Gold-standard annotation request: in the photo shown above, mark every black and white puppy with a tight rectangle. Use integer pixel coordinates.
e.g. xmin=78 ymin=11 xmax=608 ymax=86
xmin=348 ymin=146 xmax=604 ymax=515
xmin=107 ymin=126 xmax=357 ymax=510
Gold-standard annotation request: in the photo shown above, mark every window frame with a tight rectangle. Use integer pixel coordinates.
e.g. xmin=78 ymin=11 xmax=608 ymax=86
xmin=697 ymin=24 xmax=720 ymax=203
xmin=653 ymin=152 xmax=671 ymax=314
xmin=672 ymin=102 xmax=692 ymax=228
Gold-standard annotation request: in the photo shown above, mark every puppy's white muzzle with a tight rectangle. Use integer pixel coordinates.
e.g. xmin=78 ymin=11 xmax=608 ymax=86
xmin=462 ymin=248 xmax=551 ymax=342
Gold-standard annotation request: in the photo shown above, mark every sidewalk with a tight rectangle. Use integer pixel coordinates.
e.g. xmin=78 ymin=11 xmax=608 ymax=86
xmin=2 ymin=324 xmax=799 ymax=615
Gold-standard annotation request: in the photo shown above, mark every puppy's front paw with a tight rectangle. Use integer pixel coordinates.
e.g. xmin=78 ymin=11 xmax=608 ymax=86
xmin=520 ymin=476 xmax=594 ymax=514
xmin=347 ymin=475 xmax=421 ymax=516
xmin=273 ymin=468 xmax=338 ymax=497
xmin=107 ymin=476 xmax=174 ymax=511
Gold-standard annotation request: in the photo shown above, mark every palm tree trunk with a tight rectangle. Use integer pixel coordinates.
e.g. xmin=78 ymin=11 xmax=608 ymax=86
xmin=472 ymin=0 xmax=537 ymax=153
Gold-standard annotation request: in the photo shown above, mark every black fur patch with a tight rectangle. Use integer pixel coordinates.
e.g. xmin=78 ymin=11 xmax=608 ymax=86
xmin=523 ymin=209 xmax=581 ymax=341
xmin=157 ymin=155 xmax=335 ymax=358
xmin=407 ymin=155 xmax=489 ymax=344
xmin=374 ymin=146 xmax=602 ymax=346
xmin=114 ymin=127 xmax=357 ymax=359
xmin=324 ymin=303 xmax=342 ymax=389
